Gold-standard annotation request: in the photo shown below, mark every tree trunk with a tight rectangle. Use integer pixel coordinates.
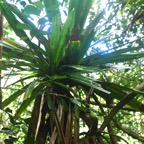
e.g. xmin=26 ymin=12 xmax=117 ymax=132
xmin=25 ymin=94 xmax=74 ymax=144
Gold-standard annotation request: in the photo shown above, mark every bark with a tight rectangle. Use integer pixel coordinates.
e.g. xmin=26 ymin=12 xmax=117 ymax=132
xmin=25 ymin=94 xmax=44 ymax=144
xmin=0 ymin=11 xmax=3 ymax=110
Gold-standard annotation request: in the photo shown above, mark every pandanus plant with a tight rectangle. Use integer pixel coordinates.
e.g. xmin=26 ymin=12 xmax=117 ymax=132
xmin=0 ymin=0 xmax=144 ymax=143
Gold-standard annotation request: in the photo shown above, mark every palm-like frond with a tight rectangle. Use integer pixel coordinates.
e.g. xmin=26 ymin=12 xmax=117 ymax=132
xmin=0 ymin=0 xmax=144 ymax=143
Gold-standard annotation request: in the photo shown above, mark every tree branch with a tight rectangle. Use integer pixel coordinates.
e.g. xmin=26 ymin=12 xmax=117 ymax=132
xmin=114 ymin=119 xmax=144 ymax=143
xmin=81 ymin=100 xmax=138 ymax=112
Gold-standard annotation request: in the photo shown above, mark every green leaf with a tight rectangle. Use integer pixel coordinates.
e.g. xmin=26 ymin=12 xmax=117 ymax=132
xmin=59 ymin=98 xmax=69 ymax=111
xmin=23 ymin=81 xmax=39 ymax=100
xmin=49 ymin=15 xmax=61 ymax=67
xmin=69 ymin=97 xmax=81 ymax=105
xmin=94 ymin=81 xmax=144 ymax=111
xmin=55 ymin=8 xmax=75 ymax=66
xmin=69 ymin=73 xmax=110 ymax=94
xmin=48 ymin=74 xmax=67 ymax=80
xmin=15 ymin=84 xmax=45 ymax=117
xmin=99 ymin=82 xmax=144 ymax=111
xmin=0 ymin=40 xmax=25 ymax=51
xmin=43 ymin=0 xmax=60 ymax=22
xmin=38 ymin=17 xmax=47 ymax=25
xmin=33 ymin=1 xmax=44 ymax=10
xmin=79 ymin=31 xmax=95 ymax=61
xmin=3 ymin=39 xmax=28 ymax=51
xmin=53 ymin=81 xmax=70 ymax=93
xmin=83 ymin=44 xmax=144 ymax=66
xmin=2 ymin=85 xmax=29 ymax=108
xmin=70 ymin=0 xmax=93 ymax=30
xmin=23 ymin=5 xmax=40 ymax=16
xmin=100 ymin=81 xmax=144 ymax=95
xmin=65 ymin=40 xmax=81 ymax=64
xmin=1 ymin=128 xmax=14 ymax=135
xmin=0 ymin=2 xmax=38 ymax=49
xmin=63 ymin=65 xmax=99 ymax=73
xmin=82 ymin=9 xmax=105 ymax=36
xmin=79 ymin=10 xmax=105 ymax=59
xmin=74 ymin=104 xmax=80 ymax=118
xmin=16 ymin=23 xmax=32 ymax=30
xmin=5 ymin=3 xmax=48 ymax=48
xmin=5 ymin=76 xmax=35 ymax=88
xmin=47 ymin=95 xmax=56 ymax=111
xmin=15 ymin=98 xmax=32 ymax=118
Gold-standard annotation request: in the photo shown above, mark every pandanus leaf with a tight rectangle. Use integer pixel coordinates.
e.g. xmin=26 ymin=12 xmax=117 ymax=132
xmin=0 ymin=1 xmax=37 ymax=49
xmin=68 ymin=73 xmax=110 ymax=94
xmin=15 ymin=84 xmax=45 ymax=117
xmin=2 ymin=85 xmax=29 ymax=108
xmin=49 ymin=15 xmax=61 ymax=68
xmin=68 ymin=0 xmax=93 ymax=30
xmin=43 ymin=0 xmax=60 ymax=22
xmin=55 ymin=8 xmax=75 ymax=66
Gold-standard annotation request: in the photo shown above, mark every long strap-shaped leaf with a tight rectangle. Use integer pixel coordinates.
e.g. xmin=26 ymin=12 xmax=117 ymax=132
xmin=68 ymin=0 xmax=93 ymax=30
xmin=55 ymin=9 xmax=75 ymax=67
xmin=15 ymin=84 xmax=45 ymax=117
xmin=2 ymin=85 xmax=29 ymax=108
xmin=1 ymin=39 xmax=50 ymax=73
xmin=49 ymin=15 xmax=61 ymax=70
xmin=43 ymin=0 xmax=60 ymax=22
xmin=6 ymin=3 xmax=49 ymax=49
xmin=4 ymin=2 xmax=51 ymax=69
xmin=1 ymin=2 xmax=50 ymax=70
xmin=68 ymin=73 xmax=110 ymax=94
xmin=98 ymin=81 xmax=144 ymax=132
xmin=82 ymin=44 xmax=144 ymax=65
xmin=0 ymin=1 xmax=38 ymax=49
